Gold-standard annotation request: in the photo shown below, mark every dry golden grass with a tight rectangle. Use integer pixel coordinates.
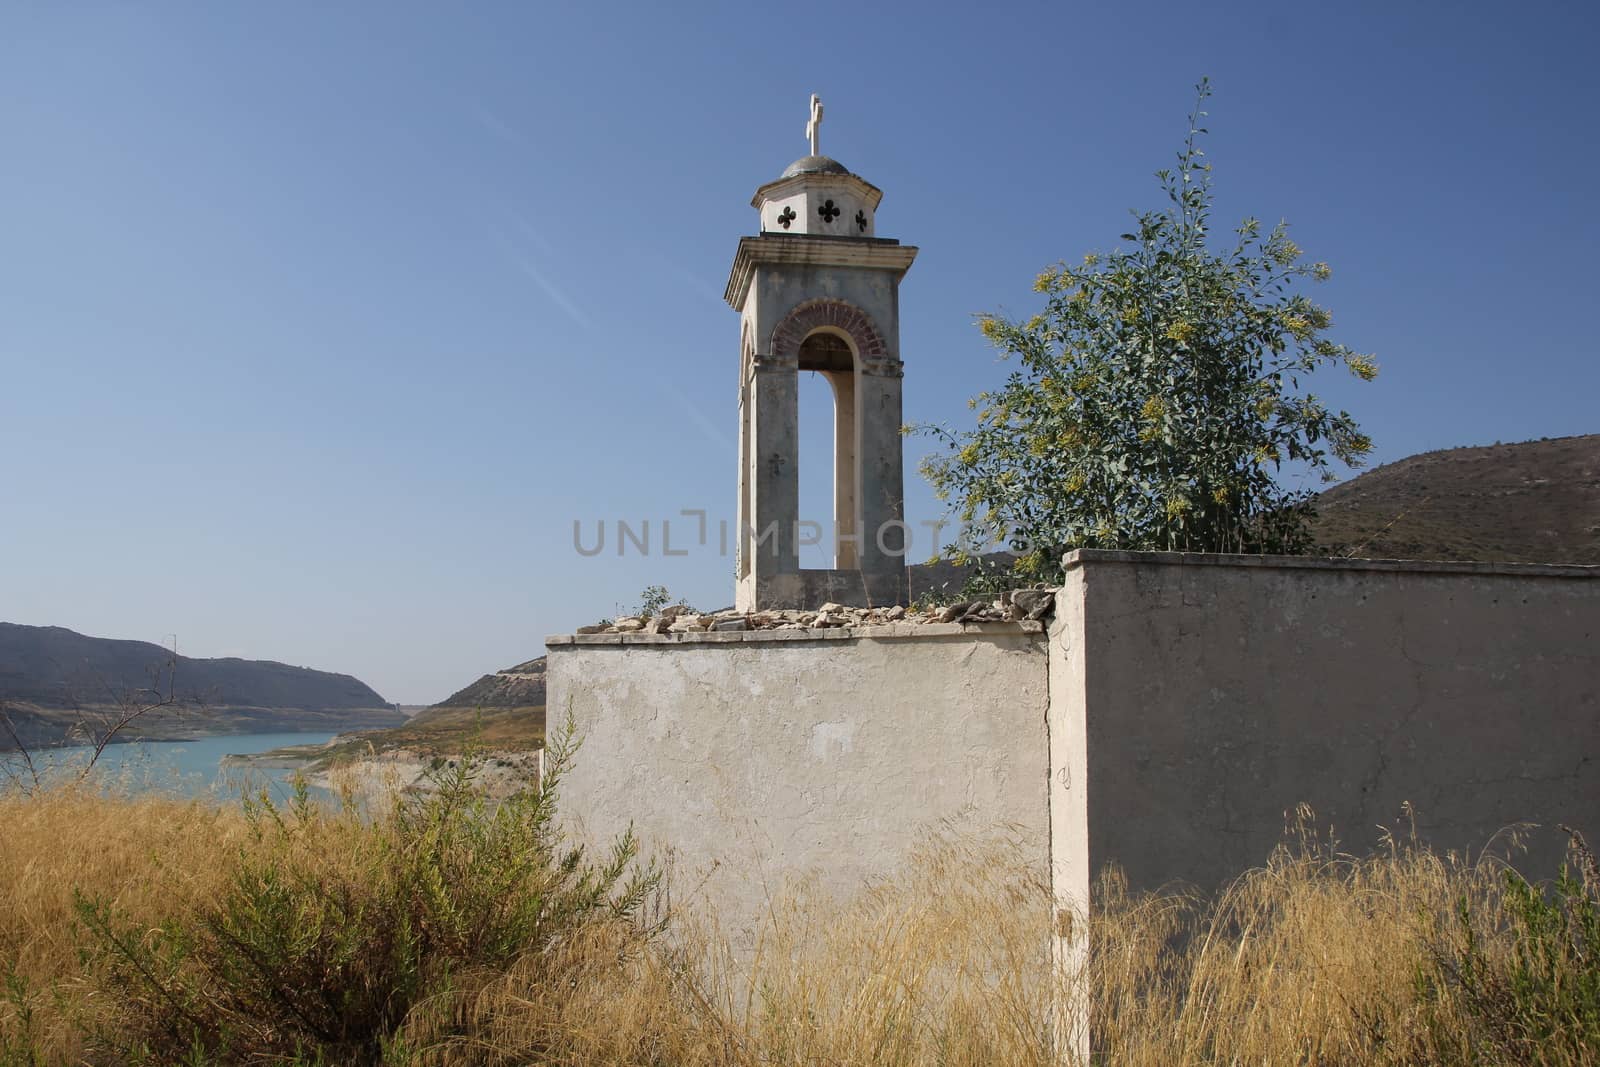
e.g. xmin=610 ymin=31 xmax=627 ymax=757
xmin=0 ymin=778 xmax=249 ymax=1062
xmin=400 ymin=815 xmax=1549 ymax=1067
xmin=1089 ymin=812 xmax=1496 ymax=1066
xmin=0 ymin=776 xmax=1584 ymax=1066
xmin=396 ymin=829 xmax=1058 ymax=1067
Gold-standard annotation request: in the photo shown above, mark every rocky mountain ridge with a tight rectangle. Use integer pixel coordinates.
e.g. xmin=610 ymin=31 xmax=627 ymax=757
xmin=1312 ymin=434 xmax=1599 ymax=564
xmin=0 ymin=622 xmax=401 ymax=749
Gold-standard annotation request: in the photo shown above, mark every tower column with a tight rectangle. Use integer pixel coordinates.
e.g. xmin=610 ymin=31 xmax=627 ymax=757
xmin=828 ymin=368 xmax=858 ymax=569
xmin=750 ymin=352 xmax=800 ymax=577
xmin=726 ymin=98 xmax=917 ymax=612
xmin=856 ymin=364 xmax=905 ymax=549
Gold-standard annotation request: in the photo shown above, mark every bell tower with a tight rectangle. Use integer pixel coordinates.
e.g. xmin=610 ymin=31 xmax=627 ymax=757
xmin=725 ymin=96 xmax=918 ymax=611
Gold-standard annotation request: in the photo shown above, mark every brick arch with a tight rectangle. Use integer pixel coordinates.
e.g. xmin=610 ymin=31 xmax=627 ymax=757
xmin=769 ymin=299 xmax=894 ymax=373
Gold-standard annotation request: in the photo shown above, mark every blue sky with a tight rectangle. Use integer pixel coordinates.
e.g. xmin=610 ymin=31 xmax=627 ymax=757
xmin=3 ymin=2 xmax=1596 ymax=704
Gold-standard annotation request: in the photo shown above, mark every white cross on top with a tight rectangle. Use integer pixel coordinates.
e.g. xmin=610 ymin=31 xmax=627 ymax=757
xmin=806 ymin=94 xmax=823 ymax=156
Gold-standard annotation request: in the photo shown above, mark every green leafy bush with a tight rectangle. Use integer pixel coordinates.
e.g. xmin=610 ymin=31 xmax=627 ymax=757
xmin=74 ymin=722 xmax=658 ymax=1065
xmin=1427 ymin=826 xmax=1600 ymax=1065
xmin=916 ymin=79 xmax=1376 ymax=590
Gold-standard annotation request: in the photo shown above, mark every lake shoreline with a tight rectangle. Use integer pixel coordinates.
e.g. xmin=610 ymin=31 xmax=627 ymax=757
xmin=226 ymin=741 xmax=542 ymax=803
xmin=2 ymin=731 xmax=348 ymax=799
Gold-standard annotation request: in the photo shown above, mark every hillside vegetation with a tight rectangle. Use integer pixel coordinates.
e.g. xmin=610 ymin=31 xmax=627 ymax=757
xmin=1314 ymin=434 xmax=1600 ymax=564
xmin=431 ymin=656 xmax=545 ymax=710
xmin=362 ymin=656 xmax=543 ymax=751
xmin=270 ymin=657 xmax=546 ymax=774
xmin=394 ymin=656 xmax=545 ymax=747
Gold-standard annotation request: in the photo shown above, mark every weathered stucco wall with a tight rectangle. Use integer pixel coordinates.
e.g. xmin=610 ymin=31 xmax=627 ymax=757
xmin=547 ymin=625 xmax=1050 ymax=941
xmin=1051 ymin=551 xmax=1600 ymax=906
xmin=549 ymin=552 xmax=1596 ymax=1062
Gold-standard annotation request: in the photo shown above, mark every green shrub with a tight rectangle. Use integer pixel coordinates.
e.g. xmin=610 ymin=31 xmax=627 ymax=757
xmin=74 ymin=722 xmax=658 ymax=1065
xmin=1427 ymin=826 xmax=1600 ymax=1065
xmin=0 ymin=970 xmax=44 ymax=1067
xmin=915 ymin=79 xmax=1376 ymax=589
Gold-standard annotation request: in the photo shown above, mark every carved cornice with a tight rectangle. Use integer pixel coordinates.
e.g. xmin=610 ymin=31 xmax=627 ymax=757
xmin=724 ymin=234 xmax=919 ymax=309
xmin=751 ymin=353 xmax=797 ymax=372
xmin=861 ymin=360 xmax=904 ymax=379
xmin=749 ymin=352 xmax=900 ymax=379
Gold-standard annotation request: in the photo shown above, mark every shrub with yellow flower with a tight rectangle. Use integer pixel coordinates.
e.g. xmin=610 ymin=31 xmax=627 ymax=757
xmin=909 ymin=78 xmax=1375 ymax=593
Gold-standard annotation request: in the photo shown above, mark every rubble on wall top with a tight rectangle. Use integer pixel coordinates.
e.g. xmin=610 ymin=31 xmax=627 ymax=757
xmin=549 ymin=587 xmax=1059 ymax=645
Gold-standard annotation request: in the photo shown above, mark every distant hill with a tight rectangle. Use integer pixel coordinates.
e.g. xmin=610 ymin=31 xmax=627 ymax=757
xmin=430 ymin=657 xmax=545 ymax=711
xmin=1313 ymin=434 xmax=1600 ymax=564
xmin=287 ymin=658 xmax=546 ymax=765
xmin=395 ymin=657 xmax=545 ymax=745
xmin=0 ymin=623 xmax=402 ymax=748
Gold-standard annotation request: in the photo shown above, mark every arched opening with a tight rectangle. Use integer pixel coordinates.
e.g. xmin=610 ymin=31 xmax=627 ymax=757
xmin=797 ymin=330 xmax=859 ymax=569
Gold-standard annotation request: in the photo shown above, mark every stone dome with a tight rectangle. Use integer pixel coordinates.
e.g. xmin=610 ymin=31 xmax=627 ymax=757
xmin=781 ymin=154 xmax=851 ymax=178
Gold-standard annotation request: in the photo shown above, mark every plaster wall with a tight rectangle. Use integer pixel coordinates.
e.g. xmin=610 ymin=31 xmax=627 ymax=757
xmin=547 ymin=625 xmax=1050 ymax=942
xmin=1050 ymin=551 xmax=1600 ymax=909
xmin=549 ymin=552 xmax=1595 ymax=1062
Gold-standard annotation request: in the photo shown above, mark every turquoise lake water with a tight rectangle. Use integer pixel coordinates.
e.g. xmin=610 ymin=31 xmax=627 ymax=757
xmin=4 ymin=731 xmax=338 ymax=802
